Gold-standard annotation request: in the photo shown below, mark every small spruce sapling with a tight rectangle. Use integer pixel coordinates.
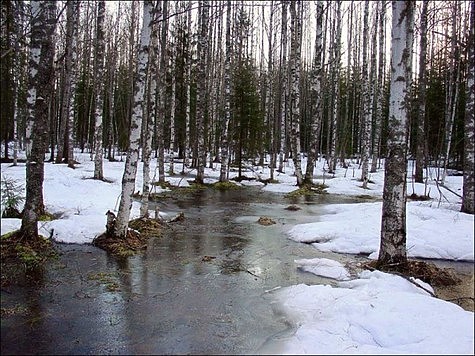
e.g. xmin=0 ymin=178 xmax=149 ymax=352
xmin=1 ymin=175 xmax=25 ymax=218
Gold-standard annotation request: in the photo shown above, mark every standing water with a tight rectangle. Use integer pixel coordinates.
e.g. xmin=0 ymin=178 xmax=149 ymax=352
xmin=1 ymin=187 xmax=469 ymax=354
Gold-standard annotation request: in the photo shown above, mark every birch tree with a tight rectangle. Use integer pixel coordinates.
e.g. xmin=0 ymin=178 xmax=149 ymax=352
xmin=140 ymin=1 xmax=161 ymax=218
xmin=113 ymin=1 xmax=154 ymax=239
xmin=304 ymin=0 xmax=323 ymax=184
xmin=219 ymin=0 xmax=232 ymax=183
xmin=289 ymin=0 xmax=303 ymax=186
xmin=21 ymin=0 xmax=57 ymax=239
xmin=327 ymin=0 xmax=341 ymax=174
xmin=56 ymin=2 xmax=79 ymax=166
xmin=378 ymin=0 xmax=414 ymax=267
xmin=360 ymin=0 xmax=371 ymax=188
xmin=278 ymin=1 xmax=288 ymax=173
xmin=461 ymin=0 xmax=474 ymax=214
xmin=195 ymin=0 xmax=209 ymax=184
xmin=93 ymin=0 xmax=106 ymax=180
xmin=414 ymin=0 xmax=429 ymax=183
xmin=370 ymin=1 xmax=386 ymax=173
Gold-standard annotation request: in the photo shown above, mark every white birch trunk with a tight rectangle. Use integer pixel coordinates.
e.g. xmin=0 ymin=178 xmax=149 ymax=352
xmin=378 ymin=0 xmax=414 ymax=266
xmin=219 ymin=0 xmax=232 ymax=182
xmin=21 ymin=0 xmax=57 ymax=239
xmin=278 ymin=1 xmax=288 ymax=173
xmin=414 ymin=0 xmax=428 ymax=182
xmin=114 ymin=1 xmax=154 ymax=238
xmin=67 ymin=2 xmax=79 ymax=168
xmin=195 ymin=0 xmax=209 ymax=184
xmin=360 ymin=0 xmax=371 ymax=188
xmin=304 ymin=0 xmax=324 ymax=184
xmin=289 ymin=0 xmax=303 ymax=186
xmin=93 ymin=1 xmax=106 ymax=180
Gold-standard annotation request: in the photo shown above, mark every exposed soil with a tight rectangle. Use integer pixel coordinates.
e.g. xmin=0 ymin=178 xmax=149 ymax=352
xmin=434 ymin=272 xmax=474 ymax=312
xmin=257 ymin=216 xmax=276 ymax=226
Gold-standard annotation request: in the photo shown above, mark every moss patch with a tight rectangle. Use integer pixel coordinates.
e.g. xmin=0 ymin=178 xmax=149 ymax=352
xmin=211 ymin=181 xmax=241 ymax=191
xmin=0 ymin=230 xmax=57 ymax=288
xmin=38 ymin=212 xmax=56 ymax=221
xmin=93 ymin=217 xmax=164 ymax=257
xmin=285 ymin=183 xmax=328 ymax=198
xmin=87 ymin=272 xmax=120 ymax=292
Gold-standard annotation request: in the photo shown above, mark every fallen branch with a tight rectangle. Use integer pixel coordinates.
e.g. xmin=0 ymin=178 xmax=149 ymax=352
xmin=438 ymin=182 xmax=462 ymax=198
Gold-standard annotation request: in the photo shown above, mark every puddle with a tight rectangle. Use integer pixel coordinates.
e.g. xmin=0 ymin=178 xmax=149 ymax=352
xmin=2 ymin=187 xmax=469 ymax=354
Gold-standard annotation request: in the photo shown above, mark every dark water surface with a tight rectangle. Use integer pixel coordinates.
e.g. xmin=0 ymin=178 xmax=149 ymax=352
xmin=1 ymin=188 xmax=471 ymax=354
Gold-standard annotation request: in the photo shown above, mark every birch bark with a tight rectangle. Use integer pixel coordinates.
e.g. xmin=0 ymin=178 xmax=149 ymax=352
xmin=378 ymin=0 xmax=414 ymax=267
xmin=219 ymin=0 xmax=232 ymax=182
xmin=304 ymin=0 xmax=323 ymax=184
xmin=114 ymin=1 xmax=154 ymax=238
xmin=93 ymin=0 xmax=106 ymax=180
xmin=21 ymin=1 xmax=57 ymax=239
xmin=289 ymin=0 xmax=303 ymax=186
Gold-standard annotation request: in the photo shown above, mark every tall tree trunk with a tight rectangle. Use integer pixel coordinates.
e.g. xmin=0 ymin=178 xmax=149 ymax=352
xmin=360 ymin=0 xmax=371 ymax=188
xmin=21 ymin=1 xmax=57 ymax=240
xmin=378 ymin=0 xmax=414 ymax=267
xmin=169 ymin=34 xmax=177 ymax=176
xmin=93 ymin=1 xmax=106 ymax=180
xmin=56 ymin=2 xmax=77 ymax=164
xmin=278 ymin=1 xmax=288 ymax=173
xmin=182 ymin=0 xmax=193 ymax=173
xmin=370 ymin=1 xmax=386 ymax=173
xmin=219 ymin=0 xmax=232 ymax=182
xmin=289 ymin=0 xmax=303 ymax=186
xmin=140 ymin=1 xmax=161 ymax=218
xmin=157 ymin=0 xmax=168 ymax=183
xmin=414 ymin=0 xmax=429 ymax=183
xmin=461 ymin=0 xmax=474 ymax=214
xmin=66 ymin=1 xmax=79 ymax=168
xmin=195 ymin=0 xmax=209 ymax=184
xmin=327 ymin=1 xmax=341 ymax=174
xmin=304 ymin=0 xmax=324 ymax=184
xmin=114 ymin=1 xmax=154 ymax=239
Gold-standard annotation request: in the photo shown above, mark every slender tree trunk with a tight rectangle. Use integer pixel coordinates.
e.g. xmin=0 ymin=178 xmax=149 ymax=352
xmin=21 ymin=1 xmax=57 ymax=240
xmin=93 ymin=1 xmax=106 ymax=180
xmin=328 ymin=1 xmax=341 ymax=174
xmin=304 ymin=0 xmax=324 ymax=184
xmin=289 ymin=0 xmax=303 ymax=186
xmin=169 ymin=34 xmax=177 ymax=176
xmin=114 ymin=1 xmax=154 ymax=239
xmin=195 ymin=0 xmax=209 ymax=184
xmin=360 ymin=0 xmax=371 ymax=188
xmin=219 ymin=0 xmax=232 ymax=182
xmin=157 ymin=0 xmax=168 ymax=183
xmin=371 ymin=1 xmax=386 ymax=173
xmin=66 ymin=1 xmax=79 ymax=168
xmin=182 ymin=1 xmax=193 ymax=173
xmin=414 ymin=0 xmax=428 ymax=182
xmin=56 ymin=2 xmax=77 ymax=164
xmin=140 ymin=3 xmax=161 ymax=218
xmin=461 ymin=0 xmax=474 ymax=214
xmin=278 ymin=1 xmax=288 ymax=173
xmin=378 ymin=0 xmax=414 ymax=267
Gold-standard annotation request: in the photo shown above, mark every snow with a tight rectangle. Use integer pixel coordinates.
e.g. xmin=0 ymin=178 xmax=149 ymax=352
xmin=294 ymin=258 xmax=351 ymax=281
xmin=263 ymin=271 xmax=473 ymax=354
xmin=1 ymin=151 xmax=473 ymax=354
